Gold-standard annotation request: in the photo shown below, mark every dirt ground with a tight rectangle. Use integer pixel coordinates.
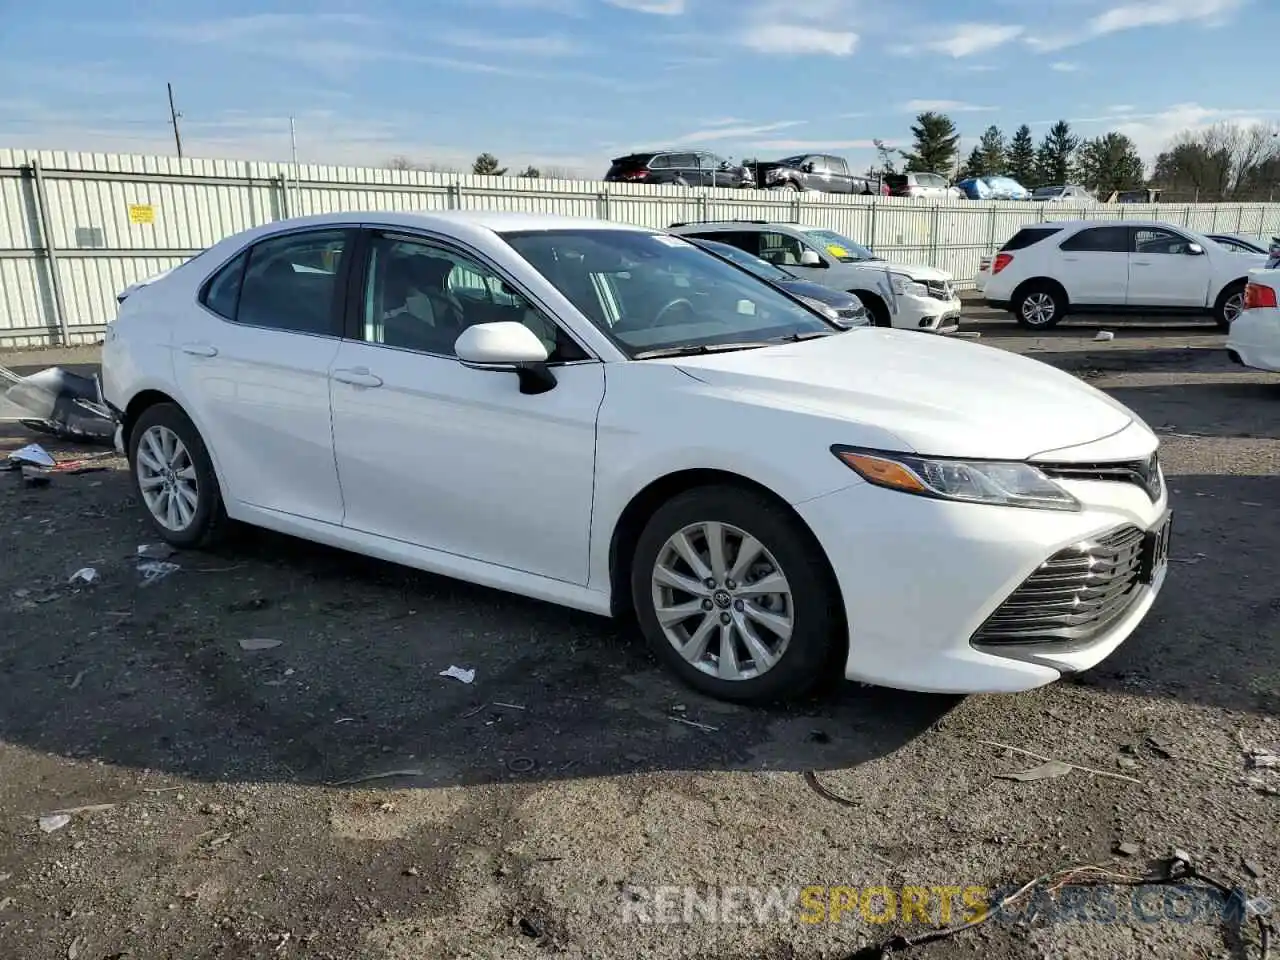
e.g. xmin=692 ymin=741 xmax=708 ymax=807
xmin=1 ymin=310 xmax=1278 ymax=960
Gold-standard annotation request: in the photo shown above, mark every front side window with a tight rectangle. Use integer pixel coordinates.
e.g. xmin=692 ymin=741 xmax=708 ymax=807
xmin=1059 ymin=226 xmax=1130 ymax=253
xmin=361 ymin=235 xmax=585 ymax=361
xmin=757 ymin=231 xmax=809 ymax=266
xmin=501 ymin=229 xmax=836 ymax=357
xmin=205 ymin=229 xmax=349 ymax=335
xmin=1133 ymin=228 xmax=1193 ymax=255
xmin=692 ymin=239 xmax=793 ymax=282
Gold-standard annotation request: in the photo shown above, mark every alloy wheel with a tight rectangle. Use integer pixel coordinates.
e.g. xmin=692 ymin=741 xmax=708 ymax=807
xmin=135 ymin=424 xmax=200 ymax=532
xmin=1021 ymin=292 xmax=1056 ymax=327
xmin=649 ymin=521 xmax=794 ymax=681
xmin=1224 ymin=291 xmax=1244 ymax=324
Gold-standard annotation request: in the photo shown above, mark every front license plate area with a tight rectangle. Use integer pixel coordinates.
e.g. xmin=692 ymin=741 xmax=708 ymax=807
xmin=1138 ymin=511 xmax=1172 ymax=584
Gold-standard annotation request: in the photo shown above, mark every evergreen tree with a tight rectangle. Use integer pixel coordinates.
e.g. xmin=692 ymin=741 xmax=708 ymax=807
xmin=1076 ymin=133 xmax=1146 ymax=194
xmin=977 ymin=125 xmax=1006 ymax=175
xmin=1006 ymin=124 xmax=1036 ymax=184
xmin=1034 ymin=121 xmax=1080 ymax=185
xmin=899 ymin=112 xmax=960 ymax=174
xmin=472 ymin=152 xmax=508 ymax=176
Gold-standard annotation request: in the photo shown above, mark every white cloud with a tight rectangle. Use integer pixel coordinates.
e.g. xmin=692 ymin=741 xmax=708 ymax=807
xmin=1027 ymin=0 xmax=1247 ymax=50
xmin=739 ymin=23 xmax=858 ymax=55
xmin=437 ymin=29 xmax=581 ymax=56
xmin=603 ymin=0 xmax=685 ymax=13
xmin=671 ymin=120 xmax=807 ymax=143
xmin=1050 ymin=61 xmax=1081 ymax=71
xmin=896 ymin=23 xmax=1023 ymax=57
xmin=751 ymin=138 xmax=901 ymax=151
xmin=901 ymin=100 xmax=997 ymax=113
xmin=700 ymin=117 xmax=747 ymax=127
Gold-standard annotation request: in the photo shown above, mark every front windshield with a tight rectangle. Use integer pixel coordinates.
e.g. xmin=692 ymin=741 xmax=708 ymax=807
xmin=502 ymin=229 xmax=836 ymax=356
xmin=797 ymin=228 xmax=876 ymax=263
xmin=694 ymin=240 xmax=793 ymax=282
xmin=1032 ymin=186 xmax=1064 ymax=198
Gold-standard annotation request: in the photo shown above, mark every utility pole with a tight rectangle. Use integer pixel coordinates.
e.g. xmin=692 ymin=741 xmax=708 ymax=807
xmin=167 ymin=82 xmax=183 ymax=159
xmin=289 ymin=116 xmax=298 ymax=166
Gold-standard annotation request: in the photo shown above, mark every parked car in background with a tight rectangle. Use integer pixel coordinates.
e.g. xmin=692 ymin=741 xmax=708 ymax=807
xmin=955 ymin=176 xmax=1031 ymax=201
xmin=685 ymin=237 xmax=871 ymax=327
xmin=982 ymin=219 xmax=1267 ymax=330
xmin=1032 ymin=185 xmax=1094 ymax=203
xmin=667 ymin=219 xmax=962 ymax=331
xmin=605 ymin=151 xmax=753 ymax=188
xmin=884 ymin=172 xmax=958 ymax=200
xmin=103 ymin=209 xmax=1171 ymax=702
xmin=1226 ymin=270 xmax=1280 ymax=372
xmin=750 ymin=154 xmax=879 ymax=194
xmin=1206 ymin=233 xmax=1280 ymax=259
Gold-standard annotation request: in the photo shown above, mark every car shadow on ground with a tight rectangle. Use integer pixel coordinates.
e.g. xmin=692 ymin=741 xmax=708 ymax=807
xmin=0 ymin=454 xmax=958 ymax=789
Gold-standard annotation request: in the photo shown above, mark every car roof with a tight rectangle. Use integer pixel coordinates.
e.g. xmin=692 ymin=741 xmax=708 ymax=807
xmin=1023 ymin=219 xmax=1183 ymax=230
xmin=668 ymin=220 xmax=802 ymax=231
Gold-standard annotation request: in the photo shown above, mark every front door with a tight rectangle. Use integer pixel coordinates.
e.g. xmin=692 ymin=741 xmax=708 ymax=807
xmin=1127 ymin=226 xmax=1213 ymax=307
xmin=171 ymin=227 xmax=353 ymax=525
xmin=328 ymin=229 xmax=604 ymax=584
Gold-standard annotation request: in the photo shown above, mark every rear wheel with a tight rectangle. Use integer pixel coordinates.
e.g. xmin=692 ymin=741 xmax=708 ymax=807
xmin=1214 ymin=280 xmax=1245 ymax=331
xmin=1014 ymin=282 xmax=1066 ymax=330
xmin=128 ymin=403 xmax=227 ymax=549
xmin=630 ymin=486 xmax=841 ymax=704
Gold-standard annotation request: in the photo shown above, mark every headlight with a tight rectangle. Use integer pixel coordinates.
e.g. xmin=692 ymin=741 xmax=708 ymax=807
xmin=889 ymin=273 xmax=928 ymax=298
xmin=766 ymin=168 xmax=786 ymax=182
xmin=797 ymin=295 xmax=839 ymax=321
xmin=831 ymin=445 xmax=1081 ymax=511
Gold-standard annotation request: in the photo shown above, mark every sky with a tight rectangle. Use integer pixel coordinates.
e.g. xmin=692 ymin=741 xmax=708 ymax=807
xmin=0 ymin=0 xmax=1276 ymax=177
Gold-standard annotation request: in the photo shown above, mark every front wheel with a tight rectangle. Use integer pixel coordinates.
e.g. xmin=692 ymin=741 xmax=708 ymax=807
xmin=630 ymin=486 xmax=841 ymax=704
xmin=1014 ymin=283 xmax=1066 ymax=330
xmin=1214 ymin=281 xmax=1245 ymax=331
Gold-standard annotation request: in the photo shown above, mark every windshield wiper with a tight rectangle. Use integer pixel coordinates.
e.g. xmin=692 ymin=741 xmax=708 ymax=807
xmin=775 ymin=330 xmax=836 ymax=342
xmin=632 ymin=341 xmax=774 ymax=359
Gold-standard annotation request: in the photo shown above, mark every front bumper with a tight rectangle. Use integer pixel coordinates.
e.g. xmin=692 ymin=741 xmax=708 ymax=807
xmin=1225 ymin=310 xmax=1280 ymax=372
xmin=794 ymin=469 xmax=1169 ymax=694
xmin=892 ymin=293 xmax=963 ymax=333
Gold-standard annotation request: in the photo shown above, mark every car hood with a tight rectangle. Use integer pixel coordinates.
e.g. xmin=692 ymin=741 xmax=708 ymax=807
xmin=838 ymin=260 xmax=951 ymax=282
xmin=668 ymin=330 xmax=1140 ymax=460
xmin=776 ymin=277 xmax=859 ymax=306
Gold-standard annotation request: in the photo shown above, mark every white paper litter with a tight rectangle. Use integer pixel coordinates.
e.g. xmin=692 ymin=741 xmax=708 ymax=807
xmin=137 ymin=560 xmax=180 ymax=586
xmin=68 ymin=568 xmax=98 ymax=585
xmin=439 ymin=665 xmax=476 ymax=684
xmin=1093 ymin=330 xmax=1115 ymax=341
xmin=238 ymin=638 xmax=283 ymax=651
xmin=38 ymin=814 xmax=70 ymax=833
xmin=7 ymin=443 xmax=55 ymax=468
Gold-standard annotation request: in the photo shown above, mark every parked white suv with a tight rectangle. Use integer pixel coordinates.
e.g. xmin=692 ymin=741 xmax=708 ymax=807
xmin=982 ymin=219 xmax=1267 ymax=330
xmin=668 ymin=220 xmax=962 ymax=331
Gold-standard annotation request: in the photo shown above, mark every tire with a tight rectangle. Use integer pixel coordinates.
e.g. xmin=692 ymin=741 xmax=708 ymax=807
xmin=1214 ymin=280 xmax=1245 ymax=331
xmin=1014 ymin=281 xmax=1066 ymax=330
xmin=128 ymin=402 xmax=228 ymax=549
xmin=630 ymin=486 xmax=841 ymax=704
xmin=857 ymin=292 xmax=891 ymax=327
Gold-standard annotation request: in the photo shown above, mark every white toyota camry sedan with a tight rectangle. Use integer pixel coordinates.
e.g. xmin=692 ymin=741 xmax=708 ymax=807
xmin=103 ymin=211 xmax=1171 ymax=703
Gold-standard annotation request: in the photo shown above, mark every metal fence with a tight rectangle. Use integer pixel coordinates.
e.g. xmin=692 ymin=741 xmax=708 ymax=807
xmin=5 ymin=146 xmax=1280 ymax=347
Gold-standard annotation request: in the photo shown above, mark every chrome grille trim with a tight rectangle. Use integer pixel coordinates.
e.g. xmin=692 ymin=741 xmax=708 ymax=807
xmin=925 ymin=280 xmax=956 ymax=301
xmin=972 ymin=525 xmax=1146 ymax=646
xmin=1037 ymin=454 xmax=1163 ymax=502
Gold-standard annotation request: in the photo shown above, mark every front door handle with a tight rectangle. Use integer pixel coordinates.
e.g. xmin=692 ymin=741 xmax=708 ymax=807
xmin=331 ymin=367 xmax=383 ymax=388
xmin=1131 ymin=261 xmax=1151 ymax=267
xmin=180 ymin=342 xmax=217 ymax=357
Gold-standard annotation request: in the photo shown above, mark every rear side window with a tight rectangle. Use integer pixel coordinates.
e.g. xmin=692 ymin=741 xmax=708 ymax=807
xmin=1060 ymin=226 xmax=1130 ymax=253
xmin=999 ymin=227 xmax=1064 ymax=252
xmin=201 ymin=251 xmax=248 ymax=319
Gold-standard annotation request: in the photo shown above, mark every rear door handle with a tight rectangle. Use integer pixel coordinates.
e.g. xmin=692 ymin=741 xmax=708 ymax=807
xmin=1131 ymin=261 xmax=1151 ymax=267
xmin=180 ymin=342 xmax=217 ymax=357
xmin=331 ymin=367 xmax=383 ymax=388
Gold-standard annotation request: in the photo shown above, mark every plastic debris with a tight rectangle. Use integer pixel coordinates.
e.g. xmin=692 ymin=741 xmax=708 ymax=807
xmin=995 ymin=759 xmax=1074 ymax=782
xmin=1093 ymin=330 xmax=1115 ymax=341
xmin=439 ymin=665 xmax=476 ymax=684
xmin=68 ymin=568 xmax=98 ymax=585
xmin=1114 ymin=841 xmax=1140 ymax=856
xmin=136 ymin=543 xmax=175 ymax=561
xmin=6 ymin=443 xmax=55 ymax=469
xmin=20 ymin=465 xmax=51 ymax=487
xmin=38 ymin=814 xmax=70 ymax=833
xmin=238 ymin=638 xmax=282 ymax=651
xmin=137 ymin=560 xmax=180 ymax=586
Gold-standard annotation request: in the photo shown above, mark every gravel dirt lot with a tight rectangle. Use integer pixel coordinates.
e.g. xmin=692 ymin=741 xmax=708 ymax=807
xmin=1 ymin=309 xmax=1278 ymax=960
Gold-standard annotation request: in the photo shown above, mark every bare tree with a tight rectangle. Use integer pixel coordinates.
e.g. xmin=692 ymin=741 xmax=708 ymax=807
xmin=386 ymin=155 xmax=416 ymax=170
xmin=540 ymin=165 xmax=577 ymax=181
xmin=1153 ymin=121 xmax=1280 ymax=200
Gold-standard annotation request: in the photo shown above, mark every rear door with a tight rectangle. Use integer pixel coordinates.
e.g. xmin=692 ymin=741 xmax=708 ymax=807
xmin=1055 ymin=225 xmax=1130 ymax=305
xmin=824 ymin=155 xmax=855 ymax=193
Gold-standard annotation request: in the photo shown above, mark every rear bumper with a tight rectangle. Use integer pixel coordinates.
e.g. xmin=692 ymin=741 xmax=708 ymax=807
xmin=1225 ymin=310 xmax=1280 ymax=372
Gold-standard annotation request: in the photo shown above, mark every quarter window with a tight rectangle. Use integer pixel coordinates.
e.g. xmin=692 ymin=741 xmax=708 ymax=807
xmin=361 ymin=235 xmax=585 ymax=361
xmin=201 ymin=250 xmax=248 ymax=320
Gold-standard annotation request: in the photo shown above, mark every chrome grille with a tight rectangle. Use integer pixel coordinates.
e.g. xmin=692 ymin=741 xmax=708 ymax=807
xmin=1038 ymin=453 xmax=1163 ymax=502
xmin=925 ymin=280 xmax=956 ymax=301
xmin=972 ymin=525 xmax=1146 ymax=646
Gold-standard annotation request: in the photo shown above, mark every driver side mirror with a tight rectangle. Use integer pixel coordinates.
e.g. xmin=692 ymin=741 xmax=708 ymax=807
xmin=455 ymin=322 xmax=557 ymax=394
xmin=1187 ymin=243 xmax=1204 ymax=255
xmin=799 ymin=249 xmax=823 ymax=267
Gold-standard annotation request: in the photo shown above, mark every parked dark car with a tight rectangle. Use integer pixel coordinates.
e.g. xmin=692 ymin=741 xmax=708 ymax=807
xmin=750 ymin=154 xmax=881 ymax=194
xmin=684 ymin=237 xmax=871 ymax=327
xmin=604 ymin=151 xmax=753 ymax=188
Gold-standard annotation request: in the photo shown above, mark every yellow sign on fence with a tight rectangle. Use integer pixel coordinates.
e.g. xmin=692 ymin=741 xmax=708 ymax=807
xmin=128 ymin=203 xmax=155 ymax=224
